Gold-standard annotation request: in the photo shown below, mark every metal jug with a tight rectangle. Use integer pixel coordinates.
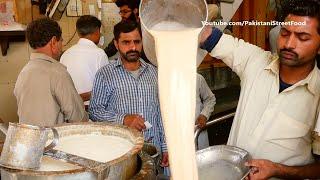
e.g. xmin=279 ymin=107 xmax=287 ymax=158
xmin=139 ymin=0 xmax=208 ymax=66
xmin=0 ymin=122 xmax=59 ymax=170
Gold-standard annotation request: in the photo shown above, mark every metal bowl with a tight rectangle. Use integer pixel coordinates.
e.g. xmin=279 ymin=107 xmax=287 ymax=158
xmin=196 ymin=145 xmax=251 ymax=180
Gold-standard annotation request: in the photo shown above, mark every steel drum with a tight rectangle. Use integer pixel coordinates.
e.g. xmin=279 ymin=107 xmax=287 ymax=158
xmin=196 ymin=145 xmax=251 ymax=180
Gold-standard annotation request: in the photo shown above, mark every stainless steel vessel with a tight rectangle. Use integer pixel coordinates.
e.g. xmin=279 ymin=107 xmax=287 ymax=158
xmin=1 ymin=152 xmax=156 ymax=180
xmin=0 ymin=123 xmax=58 ymax=170
xmin=196 ymin=145 xmax=251 ymax=180
xmin=139 ymin=0 xmax=208 ymax=66
xmin=0 ymin=122 xmax=155 ymax=180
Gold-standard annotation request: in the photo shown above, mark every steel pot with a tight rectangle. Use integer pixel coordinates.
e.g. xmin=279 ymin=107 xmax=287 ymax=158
xmin=139 ymin=0 xmax=208 ymax=67
xmin=196 ymin=145 xmax=251 ymax=180
xmin=1 ymin=122 xmax=146 ymax=180
xmin=0 ymin=122 xmax=58 ymax=170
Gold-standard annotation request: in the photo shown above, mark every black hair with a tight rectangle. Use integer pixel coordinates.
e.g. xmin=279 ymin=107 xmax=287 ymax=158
xmin=26 ymin=18 xmax=62 ymax=49
xmin=113 ymin=21 xmax=142 ymax=41
xmin=115 ymin=0 xmax=140 ymax=10
xmin=280 ymin=0 xmax=320 ymax=34
xmin=76 ymin=15 xmax=102 ymax=36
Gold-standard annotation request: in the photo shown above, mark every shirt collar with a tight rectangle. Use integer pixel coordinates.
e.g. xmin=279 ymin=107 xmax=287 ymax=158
xmin=77 ymin=38 xmax=97 ymax=47
xmin=264 ymin=55 xmax=279 ymax=74
xmin=302 ymin=63 xmax=320 ymax=95
xmin=30 ymin=52 xmax=58 ymax=64
xmin=264 ymin=55 xmax=320 ymax=95
xmin=114 ymin=57 xmax=148 ymax=72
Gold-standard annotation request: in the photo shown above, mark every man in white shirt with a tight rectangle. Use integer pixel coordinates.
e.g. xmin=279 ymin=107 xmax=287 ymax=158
xmin=200 ymin=0 xmax=320 ymax=179
xmin=60 ymin=15 xmax=109 ymax=105
xmin=195 ymin=73 xmax=216 ymax=149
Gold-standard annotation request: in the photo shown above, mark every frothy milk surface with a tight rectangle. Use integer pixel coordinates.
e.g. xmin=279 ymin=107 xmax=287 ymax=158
xmin=198 ymin=161 xmax=243 ymax=180
xmin=38 ymin=156 xmax=80 ymax=171
xmin=54 ymin=135 xmax=134 ymax=163
xmin=150 ymin=21 xmax=202 ymax=179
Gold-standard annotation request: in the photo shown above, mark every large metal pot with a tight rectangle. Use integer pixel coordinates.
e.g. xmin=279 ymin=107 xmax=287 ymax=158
xmin=0 ymin=123 xmax=58 ymax=170
xmin=139 ymin=0 xmax=208 ymax=67
xmin=0 ymin=122 xmax=155 ymax=180
xmin=196 ymin=145 xmax=251 ymax=180
xmin=0 ymin=152 xmax=156 ymax=180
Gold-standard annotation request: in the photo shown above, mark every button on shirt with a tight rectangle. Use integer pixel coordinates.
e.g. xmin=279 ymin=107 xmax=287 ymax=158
xmin=210 ymin=34 xmax=320 ymax=166
xmin=89 ymin=58 xmax=167 ymax=152
xmin=60 ymin=38 xmax=109 ymax=94
xmin=14 ymin=53 xmax=87 ymax=127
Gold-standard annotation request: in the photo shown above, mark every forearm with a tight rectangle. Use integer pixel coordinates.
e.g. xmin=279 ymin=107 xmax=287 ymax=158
xmin=202 ymin=28 xmax=267 ymax=77
xmin=156 ymin=109 xmax=167 ymax=152
xmin=158 ymin=121 xmax=167 ymax=152
xmin=88 ymin=106 xmax=126 ymax=124
xmin=274 ymin=162 xmax=320 ymax=179
xmin=200 ymin=95 xmax=216 ymax=119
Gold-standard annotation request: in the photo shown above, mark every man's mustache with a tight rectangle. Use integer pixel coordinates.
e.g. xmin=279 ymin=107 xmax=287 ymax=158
xmin=126 ymin=51 xmax=140 ymax=55
xmin=280 ymin=48 xmax=298 ymax=58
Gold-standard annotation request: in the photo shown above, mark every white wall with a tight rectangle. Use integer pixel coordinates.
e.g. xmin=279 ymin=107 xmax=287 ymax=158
xmin=0 ymin=13 xmax=79 ymax=130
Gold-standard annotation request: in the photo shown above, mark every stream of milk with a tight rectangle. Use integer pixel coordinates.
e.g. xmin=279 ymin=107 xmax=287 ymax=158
xmin=150 ymin=21 xmax=202 ymax=180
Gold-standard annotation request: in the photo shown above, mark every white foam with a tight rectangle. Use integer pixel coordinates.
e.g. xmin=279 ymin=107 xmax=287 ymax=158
xmin=54 ymin=135 xmax=134 ymax=163
xmin=39 ymin=156 xmax=80 ymax=171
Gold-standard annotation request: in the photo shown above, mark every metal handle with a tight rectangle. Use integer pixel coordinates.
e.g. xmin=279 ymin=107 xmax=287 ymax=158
xmin=44 ymin=128 xmax=59 ymax=152
xmin=44 ymin=149 xmax=109 ymax=180
xmin=194 ymin=112 xmax=235 ymax=150
xmin=240 ymin=168 xmax=252 ymax=180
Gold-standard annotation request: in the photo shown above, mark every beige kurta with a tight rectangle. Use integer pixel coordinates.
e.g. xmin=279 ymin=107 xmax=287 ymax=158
xmin=210 ymin=34 xmax=320 ymax=166
xmin=14 ymin=53 xmax=87 ymax=127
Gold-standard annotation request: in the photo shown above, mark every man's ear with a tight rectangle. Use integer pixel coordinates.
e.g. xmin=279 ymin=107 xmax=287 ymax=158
xmin=50 ymin=36 xmax=58 ymax=48
xmin=114 ymin=39 xmax=119 ymax=50
xmin=94 ymin=28 xmax=100 ymax=36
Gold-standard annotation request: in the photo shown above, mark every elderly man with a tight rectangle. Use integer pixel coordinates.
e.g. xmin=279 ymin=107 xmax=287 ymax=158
xmin=200 ymin=0 xmax=320 ymax=179
xmin=14 ymin=18 xmax=87 ymax=126
xmin=195 ymin=73 xmax=216 ymax=149
xmin=89 ymin=21 xmax=169 ymax=170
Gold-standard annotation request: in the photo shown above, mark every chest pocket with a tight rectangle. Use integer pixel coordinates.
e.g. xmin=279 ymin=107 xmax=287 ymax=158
xmin=265 ymin=112 xmax=311 ymax=151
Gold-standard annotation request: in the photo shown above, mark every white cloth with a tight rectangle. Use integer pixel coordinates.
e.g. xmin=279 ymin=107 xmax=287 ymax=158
xmin=196 ymin=74 xmax=216 ymax=149
xmin=60 ymin=38 xmax=109 ymax=94
xmin=210 ymin=34 xmax=320 ymax=166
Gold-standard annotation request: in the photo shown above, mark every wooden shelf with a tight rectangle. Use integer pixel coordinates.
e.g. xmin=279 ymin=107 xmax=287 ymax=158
xmin=0 ymin=30 xmax=26 ymax=56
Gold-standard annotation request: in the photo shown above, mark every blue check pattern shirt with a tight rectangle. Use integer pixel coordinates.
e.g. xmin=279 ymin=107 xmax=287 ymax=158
xmin=89 ymin=58 xmax=167 ymax=152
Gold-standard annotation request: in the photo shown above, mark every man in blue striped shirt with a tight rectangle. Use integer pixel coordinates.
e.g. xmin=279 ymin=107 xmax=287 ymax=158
xmin=89 ymin=21 xmax=169 ymax=168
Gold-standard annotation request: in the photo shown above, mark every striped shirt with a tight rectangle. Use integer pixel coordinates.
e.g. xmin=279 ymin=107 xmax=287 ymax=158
xmin=89 ymin=58 xmax=167 ymax=152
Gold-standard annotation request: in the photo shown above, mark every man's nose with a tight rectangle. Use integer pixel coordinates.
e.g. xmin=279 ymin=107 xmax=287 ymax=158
xmin=284 ymin=34 xmax=297 ymax=50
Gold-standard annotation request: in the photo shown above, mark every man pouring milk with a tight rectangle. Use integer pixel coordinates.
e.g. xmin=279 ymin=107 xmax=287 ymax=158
xmin=200 ymin=0 xmax=320 ymax=179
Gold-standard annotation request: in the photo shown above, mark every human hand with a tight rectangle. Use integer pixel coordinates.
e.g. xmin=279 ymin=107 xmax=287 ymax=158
xmin=195 ymin=114 xmax=207 ymax=128
xmin=160 ymin=152 xmax=169 ymax=167
xmin=244 ymin=159 xmax=279 ymax=180
xmin=123 ymin=114 xmax=146 ymax=131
